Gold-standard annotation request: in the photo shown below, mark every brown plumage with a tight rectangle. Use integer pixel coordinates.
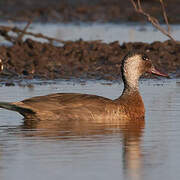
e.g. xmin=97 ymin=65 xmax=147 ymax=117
xmin=0 ymin=52 xmax=168 ymax=121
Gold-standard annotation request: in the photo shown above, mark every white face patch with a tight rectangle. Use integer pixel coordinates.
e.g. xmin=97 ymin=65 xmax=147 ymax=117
xmin=123 ymin=54 xmax=142 ymax=88
xmin=0 ymin=59 xmax=3 ymax=71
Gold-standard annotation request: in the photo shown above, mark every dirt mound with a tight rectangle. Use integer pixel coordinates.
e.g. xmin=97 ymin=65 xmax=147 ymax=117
xmin=0 ymin=39 xmax=179 ymax=81
xmin=0 ymin=0 xmax=180 ymax=23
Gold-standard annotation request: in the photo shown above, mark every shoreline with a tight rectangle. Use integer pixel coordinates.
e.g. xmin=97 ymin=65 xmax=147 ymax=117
xmin=0 ymin=39 xmax=179 ymax=83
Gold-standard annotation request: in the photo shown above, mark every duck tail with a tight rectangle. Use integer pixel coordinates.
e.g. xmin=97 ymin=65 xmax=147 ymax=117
xmin=0 ymin=102 xmax=34 ymax=115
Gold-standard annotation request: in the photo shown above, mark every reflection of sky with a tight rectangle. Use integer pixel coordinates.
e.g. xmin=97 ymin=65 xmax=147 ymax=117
xmin=0 ymin=79 xmax=179 ymax=180
xmin=0 ymin=23 xmax=180 ymax=45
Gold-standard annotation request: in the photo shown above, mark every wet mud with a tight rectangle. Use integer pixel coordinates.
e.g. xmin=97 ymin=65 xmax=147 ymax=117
xmin=0 ymin=39 xmax=179 ymax=82
xmin=0 ymin=0 xmax=180 ymax=24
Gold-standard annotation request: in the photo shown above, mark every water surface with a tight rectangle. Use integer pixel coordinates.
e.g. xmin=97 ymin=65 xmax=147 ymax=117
xmin=0 ymin=23 xmax=180 ymax=44
xmin=0 ymin=79 xmax=179 ymax=180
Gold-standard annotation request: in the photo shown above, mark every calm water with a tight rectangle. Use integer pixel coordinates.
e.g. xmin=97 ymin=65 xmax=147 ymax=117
xmin=0 ymin=79 xmax=179 ymax=180
xmin=1 ymin=23 xmax=180 ymax=44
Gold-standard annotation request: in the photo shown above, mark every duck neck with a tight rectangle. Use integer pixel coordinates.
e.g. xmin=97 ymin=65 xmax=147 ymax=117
xmin=122 ymin=76 xmax=139 ymax=96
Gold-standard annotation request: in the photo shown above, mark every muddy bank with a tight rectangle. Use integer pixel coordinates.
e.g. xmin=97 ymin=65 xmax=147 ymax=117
xmin=0 ymin=39 xmax=179 ymax=82
xmin=0 ymin=0 xmax=180 ymax=24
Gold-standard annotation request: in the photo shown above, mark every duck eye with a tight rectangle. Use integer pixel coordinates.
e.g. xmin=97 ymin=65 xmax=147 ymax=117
xmin=142 ymin=55 xmax=149 ymax=61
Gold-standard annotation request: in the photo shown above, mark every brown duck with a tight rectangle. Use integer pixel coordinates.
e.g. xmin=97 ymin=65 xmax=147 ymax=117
xmin=0 ymin=52 xmax=168 ymax=121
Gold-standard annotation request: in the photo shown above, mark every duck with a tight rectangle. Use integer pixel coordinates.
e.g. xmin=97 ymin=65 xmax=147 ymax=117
xmin=0 ymin=52 xmax=168 ymax=121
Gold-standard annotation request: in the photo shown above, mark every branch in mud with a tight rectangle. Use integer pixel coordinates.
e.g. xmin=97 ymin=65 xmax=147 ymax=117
xmin=16 ymin=19 xmax=33 ymax=42
xmin=0 ymin=24 xmax=66 ymax=44
xmin=130 ymin=0 xmax=176 ymax=43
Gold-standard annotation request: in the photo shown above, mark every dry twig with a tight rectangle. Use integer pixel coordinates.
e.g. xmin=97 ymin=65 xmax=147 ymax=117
xmin=130 ymin=0 xmax=176 ymax=43
xmin=16 ymin=19 xmax=33 ymax=42
xmin=0 ymin=24 xmax=65 ymax=44
xmin=159 ymin=0 xmax=170 ymax=33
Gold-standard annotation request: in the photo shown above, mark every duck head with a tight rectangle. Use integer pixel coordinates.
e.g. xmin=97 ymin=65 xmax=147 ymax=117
xmin=121 ymin=52 xmax=168 ymax=90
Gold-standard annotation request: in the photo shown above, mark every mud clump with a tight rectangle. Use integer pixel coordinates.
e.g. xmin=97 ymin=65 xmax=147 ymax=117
xmin=0 ymin=39 xmax=179 ymax=81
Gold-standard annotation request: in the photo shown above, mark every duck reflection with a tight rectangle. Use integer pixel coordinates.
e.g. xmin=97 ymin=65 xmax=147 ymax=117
xmin=19 ymin=116 xmax=145 ymax=180
xmin=122 ymin=119 xmax=144 ymax=180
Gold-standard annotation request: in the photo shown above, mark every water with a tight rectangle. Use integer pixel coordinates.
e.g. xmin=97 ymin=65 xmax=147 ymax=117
xmin=0 ymin=79 xmax=179 ymax=180
xmin=1 ymin=22 xmax=180 ymax=44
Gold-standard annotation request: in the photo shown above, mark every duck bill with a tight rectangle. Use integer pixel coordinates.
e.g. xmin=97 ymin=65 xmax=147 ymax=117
xmin=150 ymin=66 xmax=169 ymax=77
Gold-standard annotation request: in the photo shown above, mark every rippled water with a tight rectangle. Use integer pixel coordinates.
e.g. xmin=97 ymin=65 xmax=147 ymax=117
xmin=0 ymin=79 xmax=179 ymax=180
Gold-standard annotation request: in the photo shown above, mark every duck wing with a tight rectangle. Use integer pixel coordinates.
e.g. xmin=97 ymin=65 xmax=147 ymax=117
xmin=21 ymin=93 xmax=112 ymax=109
xmin=12 ymin=93 xmax=114 ymax=120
